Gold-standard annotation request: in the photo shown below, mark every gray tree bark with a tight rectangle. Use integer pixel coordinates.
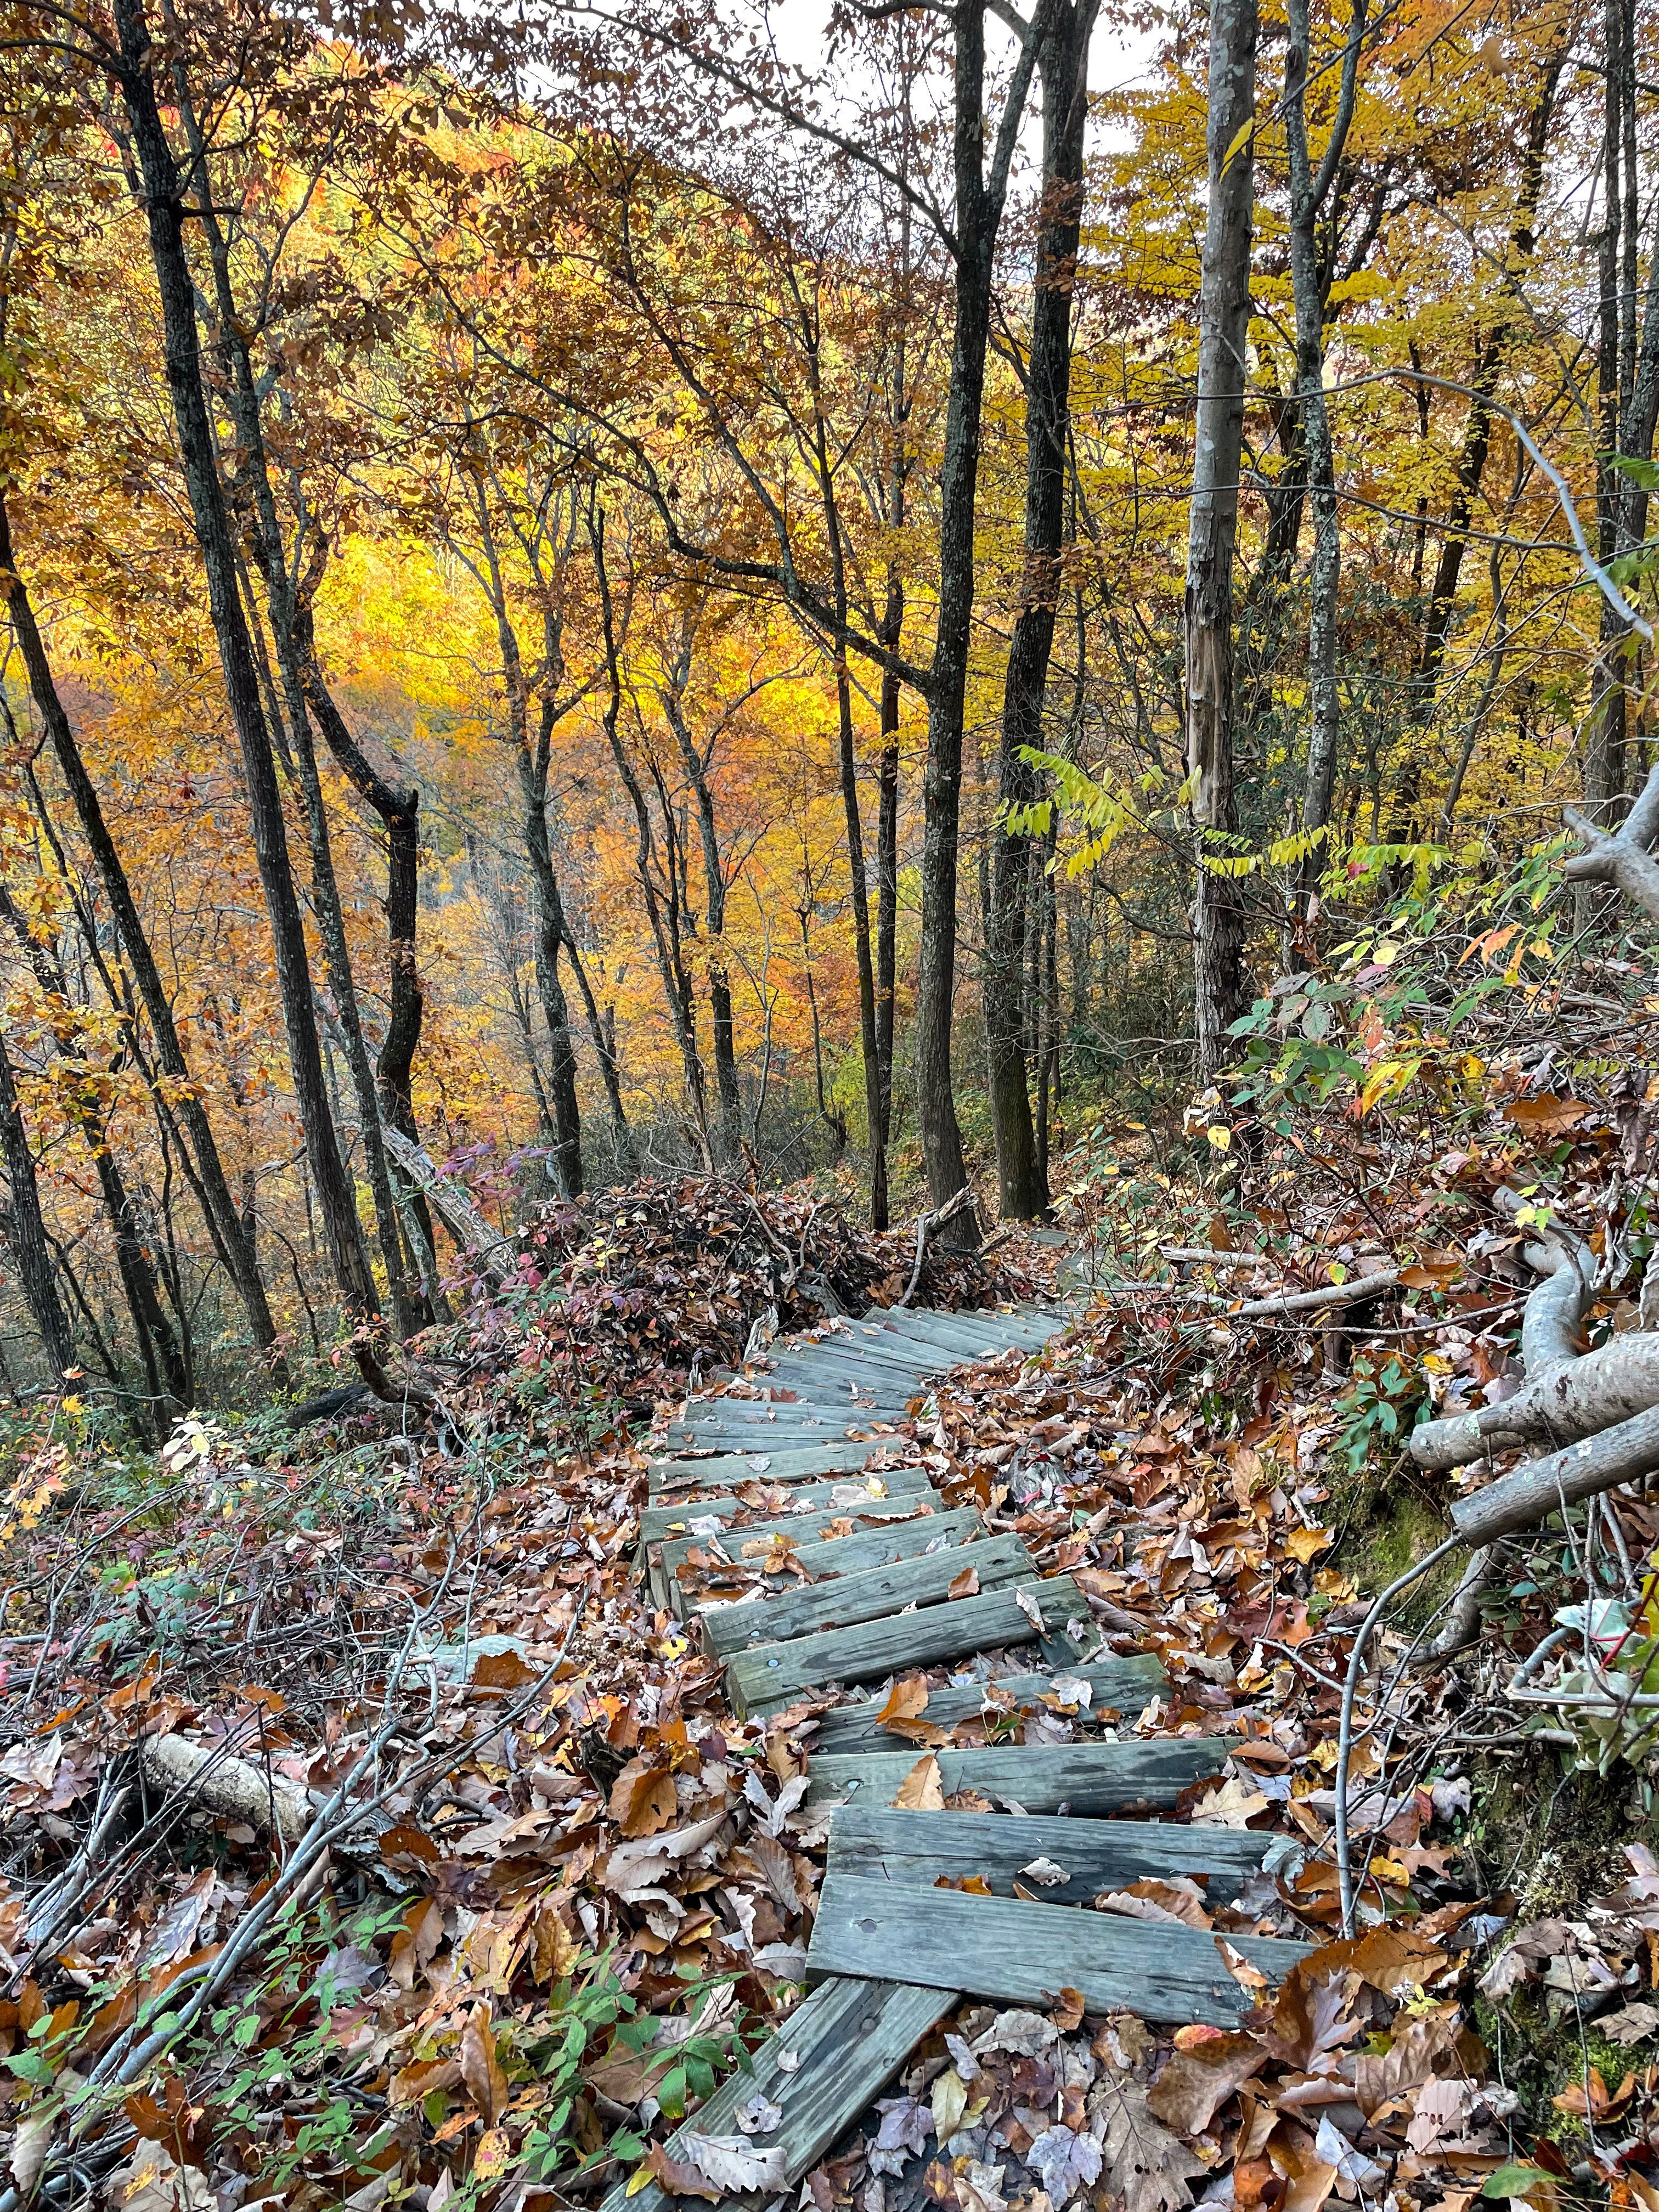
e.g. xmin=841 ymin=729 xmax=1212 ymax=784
xmin=1186 ymin=0 xmax=1260 ymax=1076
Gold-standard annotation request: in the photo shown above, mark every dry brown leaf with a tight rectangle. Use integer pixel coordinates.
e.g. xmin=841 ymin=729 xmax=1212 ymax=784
xmin=876 ymin=1675 xmax=930 ymax=1726
xmin=459 ymin=2004 xmax=507 ymax=2126
xmin=1093 ymin=2078 xmax=1205 ymax=2212
xmin=1146 ymin=2030 xmax=1266 ymax=2132
xmin=1048 ymin=1986 xmax=1086 ymax=2033
xmin=895 ymin=1753 xmax=945 ymax=1810
xmin=531 ymin=1900 xmax=579 ymax=1984
xmin=949 ymin=1566 xmax=980 ymax=1599
xmin=608 ymin=1755 xmax=678 ymax=1838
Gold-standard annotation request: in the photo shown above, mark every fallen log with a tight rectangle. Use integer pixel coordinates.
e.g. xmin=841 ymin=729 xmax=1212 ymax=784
xmin=1410 ymin=1193 xmax=1617 ymax=1470
xmin=139 ymin=1734 xmax=311 ymax=1845
xmin=1449 ymin=1400 xmax=1659 ymax=1548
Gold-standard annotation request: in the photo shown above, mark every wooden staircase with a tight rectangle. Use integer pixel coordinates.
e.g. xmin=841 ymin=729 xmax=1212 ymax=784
xmin=613 ymin=1301 xmax=1308 ymax=2212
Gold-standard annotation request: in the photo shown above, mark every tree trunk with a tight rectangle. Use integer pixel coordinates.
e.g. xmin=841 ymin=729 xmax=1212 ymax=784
xmin=1186 ymin=0 xmax=1259 ymax=1077
xmin=660 ymin=663 xmax=743 ymax=1162
xmin=113 ymin=0 xmax=384 ymax=1358
xmin=1284 ymin=0 xmax=1367 ymax=937
xmin=1391 ymin=53 xmax=1562 ymax=833
xmin=916 ymin=0 xmax=1041 ymax=1242
xmin=0 ymin=881 xmax=191 ymax=1410
xmin=0 ymin=498 xmax=279 ymax=1357
xmin=985 ymin=0 xmax=1096 ymax=1222
xmin=292 ymin=610 xmax=433 ymax=1299
xmin=590 ymin=510 xmax=713 ymax=1164
xmin=0 ymin=1029 xmax=74 ymax=1387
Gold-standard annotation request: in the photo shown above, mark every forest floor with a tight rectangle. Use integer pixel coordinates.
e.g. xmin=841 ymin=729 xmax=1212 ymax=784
xmin=4 ymin=1082 xmax=1659 ymax=2212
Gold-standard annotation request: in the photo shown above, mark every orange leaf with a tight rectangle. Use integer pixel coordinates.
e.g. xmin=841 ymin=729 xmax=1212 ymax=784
xmin=1504 ymin=1095 xmax=1592 ymax=1136
xmin=1048 ymin=1986 xmax=1085 ymax=2033
xmin=947 ymin=1566 xmax=980 ymax=1600
xmin=895 ymin=1754 xmax=944 ymax=1810
xmin=875 ymin=1675 xmax=929 ymax=1726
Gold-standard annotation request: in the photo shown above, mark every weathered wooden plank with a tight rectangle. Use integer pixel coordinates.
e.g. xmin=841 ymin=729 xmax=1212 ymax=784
xmin=805 ymin=1736 xmax=1228 ymax=1812
xmin=639 ymin=1469 xmax=933 ymax=1543
xmin=648 ymin=1457 xmax=930 ymax=1503
xmin=725 ymin=1576 xmax=1098 ymax=1717
xmin=810 ymin=1655 xmax=1169 ymax=1750
xmin=768 ymin=1341 xmax=945 ymax=1383
xmin=806 ymin=1874 xmax=1309 ymax=2029
xmin=703 ymin=1531 xmax=1028 ymax=1656
xmin=665 ymin=1414 xmax=899 ymax=1448
xmin=647 ymin=1439 xmax=917 ymax=1486
xmin=668 ymin=1396 xmax=906 ymax=1430
xmin=667 ymin=1505 xmax=977 ymax=1607
xmin=599 ymin=1976 xmax=955 ymax=2212
xmin=659 ymin=1498 xmax=951 ymax=1589
xmin=823 ymin=1804 xmax=1271 ymax=1905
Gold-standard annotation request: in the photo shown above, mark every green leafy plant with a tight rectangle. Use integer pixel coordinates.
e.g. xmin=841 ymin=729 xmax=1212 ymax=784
xmin=1334 ymin=1353 xmax=1426 ymax=1475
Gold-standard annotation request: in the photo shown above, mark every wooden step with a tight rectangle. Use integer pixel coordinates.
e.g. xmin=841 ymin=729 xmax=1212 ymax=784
xmin=876 ymin=1317 xmax=1053 ymax=1351
xmin=647 ymin=1438 xmax=917 ymax=1487
xmin=600 ymin=1975 xmax=954 ymax=2212
xmin=703 ymin=1531 xmax=1030 ymax=1656
xmin=659 ymin=1499 xmax=954 ymax=1599
xmin=824 ymin=1804 xmax=1272 ymax=1905
xmin=726 ymin=1575 xmax=1097 ymax=1717
xmin=810 ymin=1654 xmax=1169 ymax=1750
xmin=807 ymin=1872 xmax=1310 ymax=2029
xmin=650 ymin=1454 xmax=930 ymax=1501
xmin=806 ymin=1736 xmax=1228 ymax=1812
xmin=639 ymin=1468 xmax=934 ymax=1543
xmin=665 ymin=1417 xmax=899 ymax=1449
xmin=672 ymin=1506 xmax=982 ymax=1619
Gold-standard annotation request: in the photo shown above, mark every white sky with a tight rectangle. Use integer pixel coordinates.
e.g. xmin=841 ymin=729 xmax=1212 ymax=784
xmin=754 ymin=0 xmax=1164 ymax=152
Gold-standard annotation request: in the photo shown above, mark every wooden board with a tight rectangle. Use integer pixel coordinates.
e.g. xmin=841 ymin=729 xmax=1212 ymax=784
xmin=599 ymin=1975 xmax=955 ymax=2212
xmin=659 ymin=1499 xmax=953 ymax=1595
xmin=767 ymin=1342 xmax=946 ymax=1384
xmin=726 ymin=1575 xmax=1098 ymax=1717
xmin=806 ymin=1873 xmax=1310 ymax=2030
xmin=672 ymin=1507 xmax=982 ymax=1618
xmin=823 ymin=1804 xmax=1271 ymax=1905
xmin=639 ymin=1469 xmax=933 ymax=1543
xmin=810 ymin=1655 xmax=1169 ymax=1751
xmin=650 ymin=1454 xmax=929 ymax=1500
xmin=703 ymin=1531 xmax=1030 ymax=1657
xmin=665 ymin=1418 xmax=899 ymax=1450
xmin=805 ymin=1736 xmax=1228 ymax=1812
xmin=647 ymin=1438 xmax=917 ymax=1487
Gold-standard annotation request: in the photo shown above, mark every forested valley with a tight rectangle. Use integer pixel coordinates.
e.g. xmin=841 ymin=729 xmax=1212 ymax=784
xmin=6 ymin=1 xmax=1659 ymax=2209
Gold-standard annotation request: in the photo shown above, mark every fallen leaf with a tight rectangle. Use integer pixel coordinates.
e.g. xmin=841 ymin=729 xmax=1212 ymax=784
xmin=610 ymin=1756 xmax=678 ymax=1839
xmin=1601 ymin=1999 xmax=1659 ymax=2045
xmin=10 ymin=2105 xmax=57 ymax=2196
xmin=733 ymin=2091 xmax=785 ymax=2135
xmin=949 ymin=1567 xmax=980 ymax=1600
xmin=1147 ymin=2032 xmax=1266 ymax=2132
xmin=475 ymin=2128 xmax=511 ymax=2183
xmin=1020 ymin=1857 xmax=1070 ymax=1887
xmin=1014 ymin=1588 xmax=1045 ymax=1632
xmin=1189 ymin=1776 xmax=1268 ymax=1828
xmin=459 ymin=2005 xmax=507 ymax=2126
xmin=876 ymin=1676 xmax=930 ymax=1727
xmin=1048 ymin=1986 xmax=1086 ymax=2033
xmin=678 ymin=2134 xmax=791 ymax=2195
xmin=932 ymin=2067 xmax=969 ymax=2146
xmin=895 ymin=1754 xmax=945 ymax=1810
xmin=1093 ymin=2078 xmax=1205 ymax=2212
